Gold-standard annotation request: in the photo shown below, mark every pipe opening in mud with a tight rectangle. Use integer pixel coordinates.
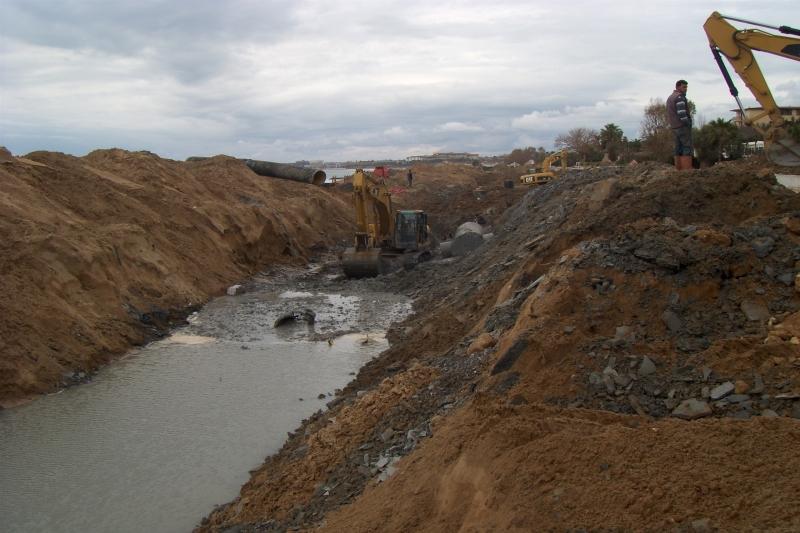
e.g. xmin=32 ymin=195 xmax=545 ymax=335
xmin=312 ymin=170 xmax=326 ymax=186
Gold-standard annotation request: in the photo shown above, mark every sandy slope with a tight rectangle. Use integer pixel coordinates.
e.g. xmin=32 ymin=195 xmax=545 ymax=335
xmin=0 ymin=149 xmax=354 ymax=405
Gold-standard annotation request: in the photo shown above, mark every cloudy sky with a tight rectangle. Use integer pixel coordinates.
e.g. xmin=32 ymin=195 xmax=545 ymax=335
xmin=1 ymin=0 xmax=797 ymax=162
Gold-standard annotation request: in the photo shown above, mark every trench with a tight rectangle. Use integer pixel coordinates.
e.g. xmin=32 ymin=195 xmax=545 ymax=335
xmin=0 ymin=272 xmax=410 ymax=533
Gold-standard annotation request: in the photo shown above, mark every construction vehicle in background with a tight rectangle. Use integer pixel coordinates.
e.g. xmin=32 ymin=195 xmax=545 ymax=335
xmin=341 ymin=169 xmax=431 ymax=278
xmin=519 ymin=149 xmax=568 ymax=185
xmin=703 ymin=12 xmax=800 ymax=166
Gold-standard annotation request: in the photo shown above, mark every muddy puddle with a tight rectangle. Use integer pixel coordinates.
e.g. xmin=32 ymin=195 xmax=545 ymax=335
xmin=0 ymin=279 xmax=410 ymax=533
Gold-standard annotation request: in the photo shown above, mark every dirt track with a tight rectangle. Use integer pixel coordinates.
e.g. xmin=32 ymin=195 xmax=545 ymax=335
xmin=3 ymin=149 xmax=800 ymax=531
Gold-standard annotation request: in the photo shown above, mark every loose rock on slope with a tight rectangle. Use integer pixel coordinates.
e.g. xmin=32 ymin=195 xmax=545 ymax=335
xmin=199 ymin=161 xmax=800 ymax=532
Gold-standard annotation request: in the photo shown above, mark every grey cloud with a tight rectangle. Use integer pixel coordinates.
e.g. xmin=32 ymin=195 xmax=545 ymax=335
xmin=4 ymin=1 xmax=297 ymax=51
xmin=2 ymin=1 xmax=798 ymax=161
xmin=4 ymin=0 xmax=297 ymax=83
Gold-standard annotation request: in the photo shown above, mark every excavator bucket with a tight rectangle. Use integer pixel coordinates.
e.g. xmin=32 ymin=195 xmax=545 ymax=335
xmin=341 ymin=248 xmax=383 ymax=278
xmin=768 ymin=137 xmax=800 ymax=166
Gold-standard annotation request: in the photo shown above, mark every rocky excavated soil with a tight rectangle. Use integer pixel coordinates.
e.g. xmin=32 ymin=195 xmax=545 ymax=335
xmin=200 ymin=160 xmax=800 ymax=533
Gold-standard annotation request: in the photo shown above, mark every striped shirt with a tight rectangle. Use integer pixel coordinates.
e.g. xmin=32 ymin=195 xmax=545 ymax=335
xmin=666 ymin=90 xmax=692 ymax=129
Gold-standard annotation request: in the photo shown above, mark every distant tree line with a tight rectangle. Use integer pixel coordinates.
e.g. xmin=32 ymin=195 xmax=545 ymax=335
xmin=506 ymin=97 xmax=777 ymax=168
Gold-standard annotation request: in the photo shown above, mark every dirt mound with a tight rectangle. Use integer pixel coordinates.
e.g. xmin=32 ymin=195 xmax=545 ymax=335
xmin=200 ymin=160 xmax=800 ymax=532
xmin=0 ymin=149 xmax=354 ymax=405
xmin=0 ymin=146 xmax=14 ymax=162
xmin=322 ymin=404 xmax=800 ymax=532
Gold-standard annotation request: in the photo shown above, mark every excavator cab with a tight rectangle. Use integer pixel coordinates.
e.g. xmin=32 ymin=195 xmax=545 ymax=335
xmin=394 ymin=210 xmax=428 ymax=251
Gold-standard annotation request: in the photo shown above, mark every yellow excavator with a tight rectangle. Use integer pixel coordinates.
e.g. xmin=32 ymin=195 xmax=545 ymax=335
xmin=341 ymin=169 xmax=431 ymax=278
xmin=518 ymin=149 xmax=568 ymax=185
xmin=703 ymin=12 xmax=800 ymax=166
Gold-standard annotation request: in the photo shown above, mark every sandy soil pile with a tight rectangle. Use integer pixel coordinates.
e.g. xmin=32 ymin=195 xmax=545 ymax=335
xmin=0 ymin=148 xmax=354 ymax=406
xmin=201 ymin=160 xmax=800 ymax=532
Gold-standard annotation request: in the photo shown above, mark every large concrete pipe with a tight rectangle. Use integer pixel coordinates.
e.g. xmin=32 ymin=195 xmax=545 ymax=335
xmin=187 ymin=157 xmax=326 ymax=185
xmin=451 ymin=222 xmax=485 ymax=257
xmin=243 ymin=159 xmax=326 ymax=186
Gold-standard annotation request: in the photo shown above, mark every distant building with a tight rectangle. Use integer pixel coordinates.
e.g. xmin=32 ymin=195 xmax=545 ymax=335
xmin=742 ymin=140 xmax=765 ymax=155
xmin=406 ymin=152 xmax=479 ymax=164
xmin=293 ymin=160 xmax=324 ymax=168
xmin=732 ymin=107 xmax=800 ymax=128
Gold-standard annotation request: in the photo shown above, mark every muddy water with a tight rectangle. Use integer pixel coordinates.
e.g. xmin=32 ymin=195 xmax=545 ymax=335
xmin=0 ymin=285 xmax=410 ymax=533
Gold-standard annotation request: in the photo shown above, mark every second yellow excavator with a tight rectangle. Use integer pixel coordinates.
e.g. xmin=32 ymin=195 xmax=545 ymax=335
xmin=518 ymin=149 xmax=568 ymax=185
xmin=341 ymin=169 xmax=431 ymax=278
xmin=703 ymin=11 xmax=800 ymax=166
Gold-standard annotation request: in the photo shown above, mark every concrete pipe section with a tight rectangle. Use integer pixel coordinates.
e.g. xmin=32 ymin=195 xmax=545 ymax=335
xmin=187 ymin=157 xmax=326 ymax=185
xmin=243 ymin=159 xmax=326 ymax=186
xmin=451 ymin=222 xmax=486 ymax=257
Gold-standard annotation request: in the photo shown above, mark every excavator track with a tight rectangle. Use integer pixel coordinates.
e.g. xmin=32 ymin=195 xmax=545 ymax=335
xmin=342 ymin=248 xmax=431 ymax=278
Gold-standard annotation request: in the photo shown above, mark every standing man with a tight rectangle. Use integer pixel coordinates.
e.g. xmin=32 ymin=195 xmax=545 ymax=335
xmin=666 ymin=79 xmax=693 ymax=170
xmin=407 ymin=168 xmax=414 ymax=187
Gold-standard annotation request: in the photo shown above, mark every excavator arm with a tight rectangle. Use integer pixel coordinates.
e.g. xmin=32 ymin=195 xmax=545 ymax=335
xmin=547 ymin=149 xmax=568 ymax=171
xmin=342 ymin=169 xmax=397 ymax=278
xmin=351 ymin=169 xmax=395 ymax=249
xmin=703 ymin=11 xmax=800 ymax=165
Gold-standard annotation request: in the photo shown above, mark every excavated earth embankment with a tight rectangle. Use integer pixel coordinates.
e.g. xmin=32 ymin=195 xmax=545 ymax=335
xmin=201 ymin=160 xmax=800 ymax=532
xmin=3 ymin=147 xmax=799 ymax=530
xmin=0 ymin=148 xmax=354 ymax=406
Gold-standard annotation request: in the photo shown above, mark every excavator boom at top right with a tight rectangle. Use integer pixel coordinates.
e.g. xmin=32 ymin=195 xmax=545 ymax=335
xmin=703 ymin=11 xmax=800 ymax=166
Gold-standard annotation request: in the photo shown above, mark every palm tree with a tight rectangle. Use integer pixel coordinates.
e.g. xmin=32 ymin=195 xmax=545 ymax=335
xmin=600 ymin=123 xmax=624 ymax=161
xmin=695 ymin=118 xmax=740 ymax=165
